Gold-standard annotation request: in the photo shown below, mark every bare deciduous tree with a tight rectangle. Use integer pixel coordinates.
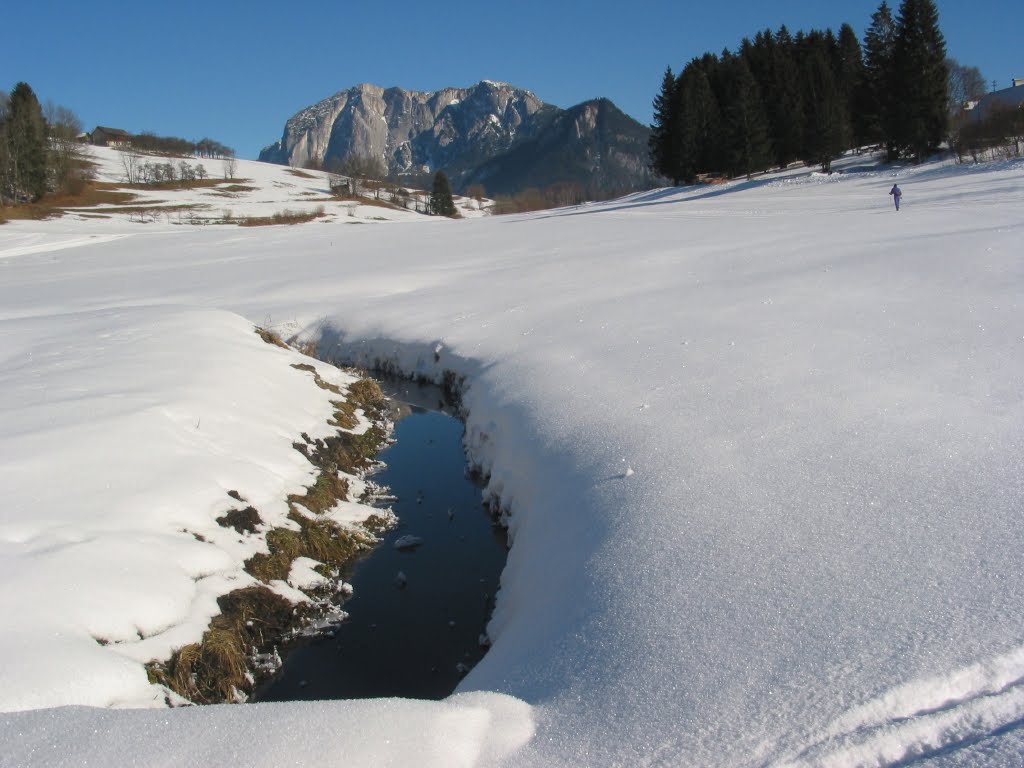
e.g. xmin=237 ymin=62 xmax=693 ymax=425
xmin=947 ymin=58 xmax=986 ymax=111
xmin=222 ymin=154 xmax=238 ymax=180
xmin=120 ymin=149 xmax=143 ymax=184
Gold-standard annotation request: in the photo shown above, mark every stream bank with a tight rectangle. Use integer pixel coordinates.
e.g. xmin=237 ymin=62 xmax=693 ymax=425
xmin=256 ymin=378 xmax=508 ymax=701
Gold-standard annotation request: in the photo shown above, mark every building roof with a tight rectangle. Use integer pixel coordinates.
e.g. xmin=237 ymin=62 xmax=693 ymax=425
xmin=973 ymin=83 xmax=1024 ymax=120
xmin=93 ymin=126 xmax=132 ymax=137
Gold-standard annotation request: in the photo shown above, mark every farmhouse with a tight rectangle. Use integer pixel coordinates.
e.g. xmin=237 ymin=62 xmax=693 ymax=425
xmin=91 ymin=126 xmax=132 ymax=148
xmin=972 ymin=78 xmax=1024 ymax=120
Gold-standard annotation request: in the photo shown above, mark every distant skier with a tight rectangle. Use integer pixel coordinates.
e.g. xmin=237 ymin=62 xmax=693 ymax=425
xmin=889 ymin=183 xmax=902 ymax=211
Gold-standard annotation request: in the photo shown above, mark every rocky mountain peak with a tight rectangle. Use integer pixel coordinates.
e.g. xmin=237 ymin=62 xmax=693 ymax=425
xmin=259 ymin=81 xmax=657 ymax=198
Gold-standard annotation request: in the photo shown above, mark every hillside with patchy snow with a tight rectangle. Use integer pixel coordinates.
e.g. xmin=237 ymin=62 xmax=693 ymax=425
xmin=0 ymin=149 xmax=1022 ymax=767
xmin=39 ymin=145 xmax=489 ymax=227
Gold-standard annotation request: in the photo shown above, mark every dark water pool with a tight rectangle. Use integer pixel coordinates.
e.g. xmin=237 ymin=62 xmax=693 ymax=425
xmin=255 ymin=380 xmax=507 ymax=701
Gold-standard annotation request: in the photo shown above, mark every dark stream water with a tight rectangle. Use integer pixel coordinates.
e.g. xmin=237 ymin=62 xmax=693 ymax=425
xmin=256 ymin=380 xmax=507 ymax=701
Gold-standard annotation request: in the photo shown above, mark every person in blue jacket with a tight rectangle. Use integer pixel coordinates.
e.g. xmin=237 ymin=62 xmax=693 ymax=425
xmin=889 ymin=183 xmax=902 ymax=211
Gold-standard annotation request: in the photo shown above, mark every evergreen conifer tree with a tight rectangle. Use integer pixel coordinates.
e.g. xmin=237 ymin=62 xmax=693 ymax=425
xmin=649 ymin=67 xmax=683 ymax=184
xmin=892 ymin=0 xmax=948 ymax=161
xmin=4 ymin=82 xmax=47 ymax=202
xmin=863 ymin=2 xmax=898 ymax=158
xmin=430 ymin=170 xmax=457 ymax=217
xmin=683 ymin=65 xmax=722 ymax=178
xmin=800 ymin=42 xmax=849 ymax=172
xmin=764 ymin=27 xmax=804 ymax=168
xmin=837 ymin=23 xmax=867 ymax=148
xmin=720 ymin=54 xmax=772 ymax=178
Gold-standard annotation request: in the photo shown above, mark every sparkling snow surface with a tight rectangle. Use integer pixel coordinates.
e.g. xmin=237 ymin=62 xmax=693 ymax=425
xmin=1 ymin=151 xmax=1023 ymax=766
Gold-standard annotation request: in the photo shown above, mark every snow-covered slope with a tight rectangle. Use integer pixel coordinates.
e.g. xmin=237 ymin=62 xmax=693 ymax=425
xmin=1 ymin=154 xmax=1022 ymax=766
xmin=57 ymin=145 xmax=488 ymax=225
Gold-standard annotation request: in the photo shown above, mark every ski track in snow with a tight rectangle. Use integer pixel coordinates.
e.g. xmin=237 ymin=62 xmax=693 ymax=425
xmin=773 ymin=646 xmax=1024 ymax=767
xmin=0 ymin=233 xmax=131 ymax=259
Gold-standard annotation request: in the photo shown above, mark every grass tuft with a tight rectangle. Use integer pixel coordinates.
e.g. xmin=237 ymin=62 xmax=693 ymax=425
xmin=147 ymin=586 xmax=298 ymax=704
xmin=245 ymin=511 xmax=375 ymax=583
xmin=255 ymin=326 xmax=288 ymax=348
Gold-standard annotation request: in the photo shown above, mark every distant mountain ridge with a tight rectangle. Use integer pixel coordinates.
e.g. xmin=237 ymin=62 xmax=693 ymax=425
xmin=259 ymin=81 xmax=658 ymax=198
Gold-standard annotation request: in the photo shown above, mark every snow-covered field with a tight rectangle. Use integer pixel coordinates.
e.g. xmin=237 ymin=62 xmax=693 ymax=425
xmin=1 ymin=149 xmax=1022 ymax=766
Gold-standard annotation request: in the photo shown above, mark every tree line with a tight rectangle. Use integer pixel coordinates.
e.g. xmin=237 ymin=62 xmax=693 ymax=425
xmin=650 ymin=0 xmax=951 ymax=183
xmin=0 ymin=82 xmax=91 ymax=204
xmin=130 ymin=132 xmax=235 ymax=160
xmin=1 ymin=79 xmax=239 ymax=207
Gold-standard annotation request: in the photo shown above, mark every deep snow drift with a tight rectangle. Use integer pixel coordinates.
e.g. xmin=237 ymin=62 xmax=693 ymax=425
xmin=1 ymin=151 xmax=1023 ymax=767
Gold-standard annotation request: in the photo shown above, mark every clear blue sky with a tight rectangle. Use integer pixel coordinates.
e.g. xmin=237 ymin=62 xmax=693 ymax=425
xmin=2 ymin=1 xmax=1018 ymax=159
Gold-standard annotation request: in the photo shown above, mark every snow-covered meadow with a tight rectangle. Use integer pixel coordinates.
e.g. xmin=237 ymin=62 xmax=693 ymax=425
xmin=1 ymin=149 xmax=1022 ymax=766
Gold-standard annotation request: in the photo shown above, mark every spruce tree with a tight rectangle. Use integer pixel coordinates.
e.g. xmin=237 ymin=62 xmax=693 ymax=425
xmin=765 ymin=26 xmax=805 ymax=168
xmin=837 ymin=23 xmax=867 ymax=148
xmin=649 ymin=67 xmax=683 ymax=184
xmin=892 ymin=0 xmax=948 ymax=162
xmin=863 ymin=2 xmax=898 ymax=158
xmin=4 ymin=82 xmax=48 ymax=202
xmin=429 ymin=170 xmax=457 ymax=217
xmin=720 ymin=54 xmax=772 ymax=178
xmin=672 ymin=62 xmax=722 ymax=182
xmin=801 ymin=43 xmax=849 ymax=172
xmin=698 ymin=53 xmax=728 ymax=172
xmin=686 ymin=66 xmax=722 ymax=177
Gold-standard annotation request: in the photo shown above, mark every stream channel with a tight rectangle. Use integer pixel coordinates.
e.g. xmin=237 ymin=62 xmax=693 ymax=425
xmin=256 ymin=378 xmax=508 ymax=701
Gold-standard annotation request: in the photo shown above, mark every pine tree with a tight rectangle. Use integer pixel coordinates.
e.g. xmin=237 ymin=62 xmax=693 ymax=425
xmin=720 ymin=54 xmax=772 ymax=178
xmin=649 ymin=67 xmax=683 ymax=183
xmin=4 ymin=82 xmax=48 ymax=202
xmin=685 ymin=65 xmax=722 ymax=177
xmin=892 ymin=0 xmax=948 ymax=162
xmin=863 ymin=2 xmax=898 ymax=158
xmin=767 ymin=26 xmax=805 ymax=167
xmin=698 ymin=53 xmax=728 ymax=172
xmin=800 ymin=42 xmax=849 ymax=172
xmin=430 ymin=170 xmax=457 ymax=217
xmin=837 ymin=23 xmax=867 ymax=148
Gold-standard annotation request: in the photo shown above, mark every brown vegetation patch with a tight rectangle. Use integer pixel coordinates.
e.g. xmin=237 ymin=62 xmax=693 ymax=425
xmin=246 ymin=510 xmax=376 ymax=584
xmin=146 ymin=586 xmax=298 ymax=704
xmin=236 ymin=207 xmax=327 ymax=226
xmin=290 ymin=362 xmax=342 ymax=394
xmin=146 ymin=345 xmax=395 ymax=706
xmin=0 ymin=183 xmax=139 ymax=222
xmin=216 ymin=506 xmax=263 ymax=535
xmin=329 ymin=193 xmax=403 ymax=211
xmin=255 ymin=326 xmax=288 ymax=348
xmin=207 ymin=184 xmax=258 ymax=198
xmin=124 ymin=178 xmax=247 ymax=191
xmin=287 ymin=470 xmax=351 ymax=516
xmin=286 ymin=378 xmax=388 ymax=515
xmin=285 ymin=168 xmax=318 ymax=179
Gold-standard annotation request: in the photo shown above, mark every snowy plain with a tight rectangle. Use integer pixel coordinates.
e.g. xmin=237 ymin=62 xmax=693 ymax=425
xmin=0 ymin=147 xmax=1023 ymax=766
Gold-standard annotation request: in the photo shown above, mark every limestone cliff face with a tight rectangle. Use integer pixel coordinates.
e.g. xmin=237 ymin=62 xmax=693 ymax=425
xmin=260 ymin=81 xmax=657 ymax=196
xmin=259 ymin=81 xmax=551 ymax=181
